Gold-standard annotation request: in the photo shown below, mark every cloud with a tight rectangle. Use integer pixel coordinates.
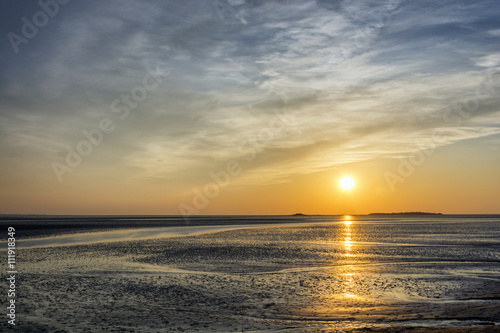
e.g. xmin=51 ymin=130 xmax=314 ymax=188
xmin=0 ymin=0 xmax=499 ymax=192
xmin=488 ymin=29 xmax=500 ymax=37
xmin=475 ymin=53 xmax=500 ymax=68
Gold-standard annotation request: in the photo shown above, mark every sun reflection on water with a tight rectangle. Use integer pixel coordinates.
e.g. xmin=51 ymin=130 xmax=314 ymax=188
xmin=342 ymin=271 xmax=359 ymax=299
xmin=342 ymin=219 xmax=357 ymax=298
xmin=344 ymin=220 xmax=353 ymax=256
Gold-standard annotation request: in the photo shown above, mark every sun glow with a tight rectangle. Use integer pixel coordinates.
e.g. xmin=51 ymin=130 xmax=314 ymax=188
xmin=339 ymin=176 xmax=355 ymax=190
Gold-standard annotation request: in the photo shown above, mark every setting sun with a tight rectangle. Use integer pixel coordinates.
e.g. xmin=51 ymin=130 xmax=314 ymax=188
xmin=340 ymin=176 xmax=355 ymax=191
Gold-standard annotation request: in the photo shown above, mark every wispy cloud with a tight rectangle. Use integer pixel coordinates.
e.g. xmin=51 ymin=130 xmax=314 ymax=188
xmin=1 ymin=0 xmax=499 ymax=196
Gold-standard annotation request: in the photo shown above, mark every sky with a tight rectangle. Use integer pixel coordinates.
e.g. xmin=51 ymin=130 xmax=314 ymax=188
xmin=0 ymin=0 xmax=499 ymax=215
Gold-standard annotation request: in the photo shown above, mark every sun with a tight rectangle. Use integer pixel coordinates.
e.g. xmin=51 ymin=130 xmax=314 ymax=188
xmin=339 ymin=176 xmax=355 ymax=191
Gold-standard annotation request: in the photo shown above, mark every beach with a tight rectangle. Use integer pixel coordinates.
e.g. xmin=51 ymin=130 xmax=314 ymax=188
xmin=2 ymin=0 xmax=500 ymax=331
xmin=1 ymin=215 xmax=499 ymax=332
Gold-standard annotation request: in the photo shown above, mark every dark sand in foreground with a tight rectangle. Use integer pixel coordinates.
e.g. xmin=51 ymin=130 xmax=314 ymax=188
xmin=1 ymin=221 xmax=499 ymax=332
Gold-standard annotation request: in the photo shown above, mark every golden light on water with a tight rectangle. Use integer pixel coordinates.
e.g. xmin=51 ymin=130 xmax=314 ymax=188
xmin=342 ymin=271 xmax=357 ymax=299
xmin=344 ymin=220 xmax=353 ymax=255
xmin=342 ymin=221 xmax=357 ymax=299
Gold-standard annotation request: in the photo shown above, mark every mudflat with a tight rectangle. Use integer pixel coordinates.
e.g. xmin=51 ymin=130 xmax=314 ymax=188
xmin=1 ymin=216 xmax=499 ymax=331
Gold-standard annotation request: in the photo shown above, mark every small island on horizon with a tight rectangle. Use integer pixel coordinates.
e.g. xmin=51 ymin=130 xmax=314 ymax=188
xmin=291 ymin=212 xmax=444 ymax=216
xmin=369 ymin=212 xmax=443 ymax=216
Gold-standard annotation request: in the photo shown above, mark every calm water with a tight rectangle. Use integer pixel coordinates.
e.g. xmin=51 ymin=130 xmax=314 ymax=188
xmin=4 ymin=214 xmax=500 ymax=249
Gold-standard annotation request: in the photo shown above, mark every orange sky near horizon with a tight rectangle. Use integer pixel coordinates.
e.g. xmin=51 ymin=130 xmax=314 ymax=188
xmin=2 ymin=133 xmax=498 ymax=215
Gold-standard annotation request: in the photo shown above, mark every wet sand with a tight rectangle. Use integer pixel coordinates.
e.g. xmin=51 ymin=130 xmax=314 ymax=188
xmin=1 ymin=220 xmax=499 ymax=332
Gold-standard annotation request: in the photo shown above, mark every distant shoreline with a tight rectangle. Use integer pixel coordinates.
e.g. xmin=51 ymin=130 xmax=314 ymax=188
xmin=293 ymin=212 xmax=445 ymax=216
xmin=369 ymin=212 xmax=443 ymax=216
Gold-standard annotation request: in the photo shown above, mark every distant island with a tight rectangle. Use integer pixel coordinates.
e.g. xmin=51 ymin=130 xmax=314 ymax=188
xmin=290 ymin=212 xmax=443 ymax=216
xmin=369 ymin=212 xmax=443 ymax=215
